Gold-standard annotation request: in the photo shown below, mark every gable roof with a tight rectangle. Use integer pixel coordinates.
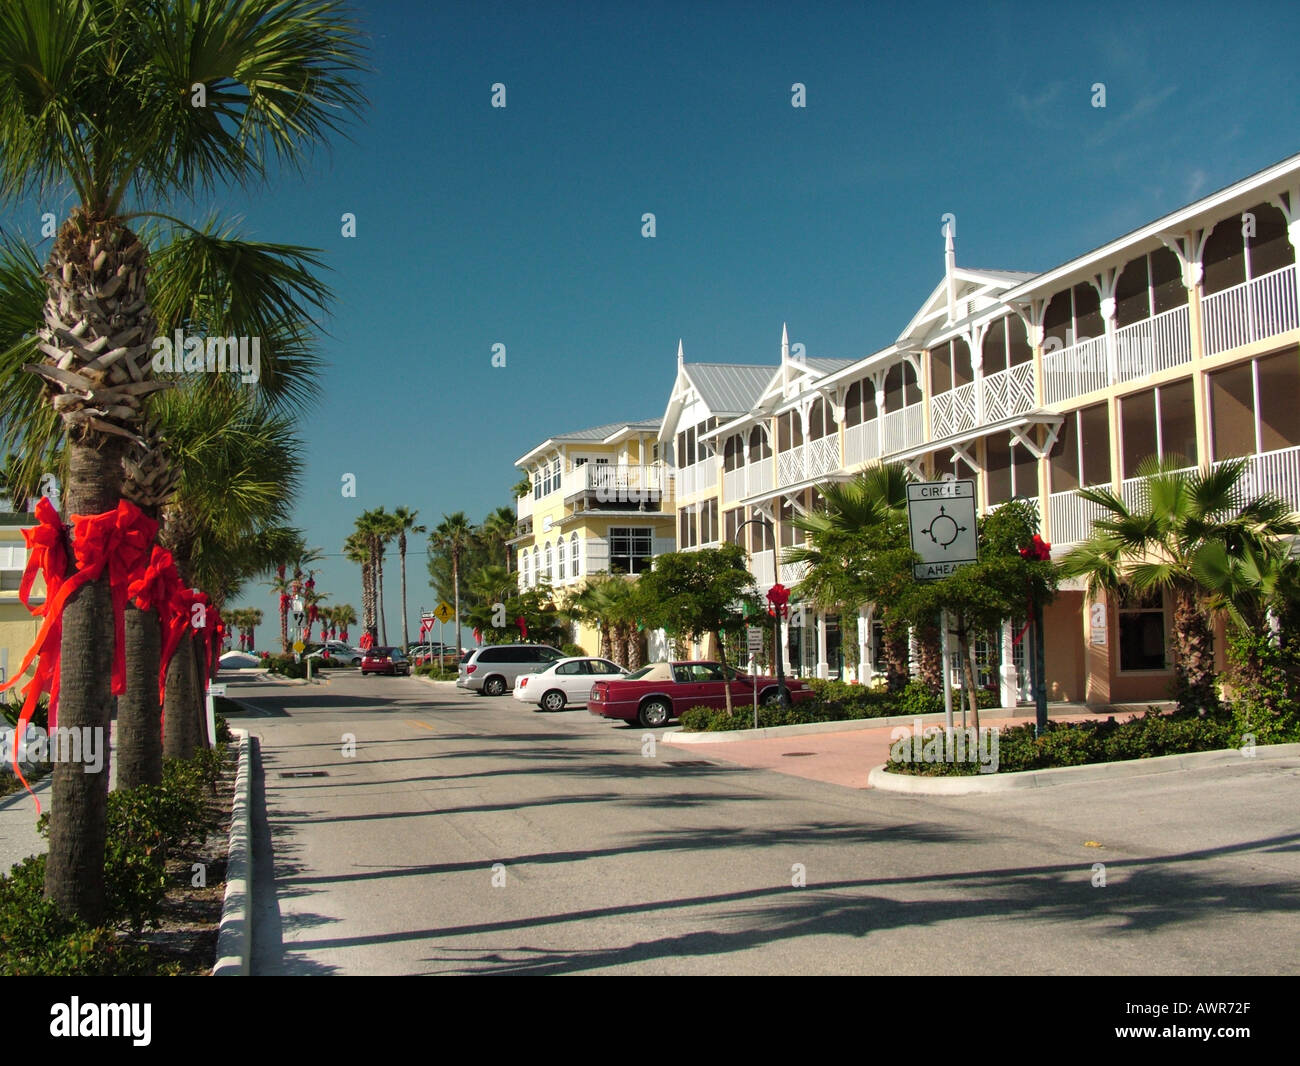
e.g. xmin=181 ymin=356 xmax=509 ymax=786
xmin=684 ymin=362 xmax=774 ymax=414
xmin=515 ymin=418 xmax=662 ymax=467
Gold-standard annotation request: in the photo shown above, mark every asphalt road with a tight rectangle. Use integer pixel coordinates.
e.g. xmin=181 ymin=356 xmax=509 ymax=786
xmin=224 ymin=668 xmax=1300 ymax=976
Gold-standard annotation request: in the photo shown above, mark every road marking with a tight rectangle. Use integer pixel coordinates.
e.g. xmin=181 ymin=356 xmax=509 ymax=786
xmin=406 ymin=720 xmax=435 ymax=731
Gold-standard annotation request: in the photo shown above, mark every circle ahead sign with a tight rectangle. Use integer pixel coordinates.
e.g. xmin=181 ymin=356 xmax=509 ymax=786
xmin=907 ymin=480 xmax=978 ymax=580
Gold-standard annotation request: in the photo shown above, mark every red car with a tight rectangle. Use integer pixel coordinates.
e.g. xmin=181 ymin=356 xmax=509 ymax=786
xmin=588 ymin=661 xmax=814 ymax=727
xmin=360 ymin=647 xmax=412 ymax=676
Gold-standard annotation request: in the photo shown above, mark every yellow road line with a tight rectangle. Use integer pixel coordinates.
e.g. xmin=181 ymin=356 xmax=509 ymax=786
xmin=405 ymin=719 xmax=435 ymax=731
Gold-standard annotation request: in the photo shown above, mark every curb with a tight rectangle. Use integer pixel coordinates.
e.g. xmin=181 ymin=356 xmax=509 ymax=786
xmin=866 ymin=741 xmax=1300 ymax=795
xmin=412 ymin=674 xmax=459 ymax=687
xmin=212 ymin=729 xmax=251 ymax=976
xmin=661 ymin=702 xmax=1176 ymax=745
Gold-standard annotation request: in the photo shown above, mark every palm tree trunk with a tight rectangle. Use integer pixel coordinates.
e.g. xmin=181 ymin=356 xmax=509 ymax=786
xmin=883 ymin=621 xmax=910 ymax=693
xmin=599 ymin=623 xmax=612 ymax=660
xmin=917 ymin=622 xmax=943 ymax=689
xmin=452 ymin=553 xmax=461 ymax=653
xmin=118 ymin=603 xmax=163 ymax=788
xmin=280 ymin=596 xmax=289 ymax=653
xmin=162 ymin=631 xmax=201 ymax=760
xmin=44 ymin=437 xmax=124 ymax=923
xmin=956 ymin=619 xmax=981 ymax=733
xmin=400 ymin=544 xmax=410 ymax=651
xmin=1173 ymin=586 xmax=1219 ymax=713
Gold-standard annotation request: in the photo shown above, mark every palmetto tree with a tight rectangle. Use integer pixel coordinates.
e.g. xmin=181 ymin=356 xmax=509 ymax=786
xmin=393 ymin=506 xmax=426 ymax=651
xmin=480 ymin=505 xmax=517 ymax=570
xmin=331 ymin=603 xmax=358 ymax=645
xmin=786 ymin=463 xmax=917 ymax=689
xmin=0 ymin=0 xmax=362 ymax=921
xmin=1059 ymin=456 xmax=1300 ymax=713
xmin=357 ymin=507 xmax=398 ymax=644
xmin=343 ymin=531 xmax=373 ymax=637
xmin=431 ymin=512 xmax=476 ymax=655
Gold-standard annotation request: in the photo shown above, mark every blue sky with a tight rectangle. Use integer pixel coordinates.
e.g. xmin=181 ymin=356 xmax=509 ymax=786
xmin=8 ymin=0 xmax=1300 ymax=642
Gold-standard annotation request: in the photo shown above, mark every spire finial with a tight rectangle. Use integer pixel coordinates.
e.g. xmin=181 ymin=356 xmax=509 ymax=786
xmin=781 ymin=322 xmax=789 ymax=363
xmin=676 ymin=338 xmax=684 ymax=367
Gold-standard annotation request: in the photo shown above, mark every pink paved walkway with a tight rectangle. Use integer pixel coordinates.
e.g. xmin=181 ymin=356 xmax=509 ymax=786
xmin=689 ymin=709 xmax=1148 ymax=790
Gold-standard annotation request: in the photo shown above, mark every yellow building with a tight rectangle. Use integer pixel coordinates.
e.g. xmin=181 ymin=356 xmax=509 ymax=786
xmin=513 ymin=419 xmax=675 ymax=656
xmin=0 ymin=502 xmax=41 ymax=696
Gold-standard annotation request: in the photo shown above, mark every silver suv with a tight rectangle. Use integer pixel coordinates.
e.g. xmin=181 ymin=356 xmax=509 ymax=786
xmin=457 ymin=644 xmax=564 ymax=696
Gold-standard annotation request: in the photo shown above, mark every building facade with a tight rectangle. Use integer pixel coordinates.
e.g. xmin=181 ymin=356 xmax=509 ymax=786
xmin=514 ymin=151 xmax=1300 ymax=706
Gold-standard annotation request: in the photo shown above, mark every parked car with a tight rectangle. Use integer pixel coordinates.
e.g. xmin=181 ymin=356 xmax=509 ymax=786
xmin=588 ymin=661 xmax=814 ymax=727
xmin=457 ymin=643 xmax=564 ymax=696
xmin=409 ymin=643 xmax=460 ymax=666
xmin=513 ymin=657 xmax=628 ymax=711
xmin=360 ymin=647 xmax=412 ymax=676
xmin=314 ymin=640 xmax=362 ymax=665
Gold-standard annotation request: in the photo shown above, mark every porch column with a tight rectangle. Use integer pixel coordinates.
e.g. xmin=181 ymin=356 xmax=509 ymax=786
xmin=999 ymin=620 xmax=1019 ymax=709
xmin=816 ymin=610 xmax=829 ymax=679
xmin=780 ymin=617 xmax=792 ymax=676
xmin=858 ymin=606 xmax=871 ymax=684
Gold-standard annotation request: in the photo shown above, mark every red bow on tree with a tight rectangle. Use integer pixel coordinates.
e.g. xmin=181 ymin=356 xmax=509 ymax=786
xmin=766 ymin=582 xmax=791 ymax=620
xmin=1019 ymin=535 xmax=1052 ymax=562
xmin=516 ymin=616 xmax=528 ymax=640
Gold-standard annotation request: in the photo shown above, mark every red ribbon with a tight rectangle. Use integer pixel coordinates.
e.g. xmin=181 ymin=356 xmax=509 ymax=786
xmin=0 ymin=499 xmax=68 ymax=804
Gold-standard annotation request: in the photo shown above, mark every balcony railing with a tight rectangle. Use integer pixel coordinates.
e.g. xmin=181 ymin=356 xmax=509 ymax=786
xmin=1048 ymin=487 xmax=1112 ymax=548
xmin=1202 ymin=263 xmax=1299 ymax=358
xmin=779 ymin=560 xmax=808 ymax=587
xmin=777 ymin=443 xmax=805 ymax=487
xmin=1042 ymin=334 xmax=1108 ymax=405
xmin=882 ymin=403 xmax=924 ymax=455
xmin=749 ymin=552 xmax=775 ymax=589
xmin=981 ymin=361 xmax=1036 ymax=423
xmin=677 ymin=460 xmax=717 ymax=498
xmin=808 ymin=435 xmax=839 ymax=478
xmin=1227 ymin=444 xmax=1300 ymax=513
xmin=1114 ymin=303 xmax=1191 ymax=382
xmin=561 ymin=463 xmax=673 ymax=505
xmin=843 ymin=419 xmax=881 ymax=467
xmin=516 ymin=493 xmax=533 ymax=521
xmin=1120 ymin=465 xmax=1197 ymax=512
xmin=929 ymin=380 xmax=976 ymax=439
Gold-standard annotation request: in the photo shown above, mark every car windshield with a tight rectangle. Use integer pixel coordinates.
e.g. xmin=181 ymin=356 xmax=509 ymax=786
xmin=624 ymin=666 xmax=656 ymax=680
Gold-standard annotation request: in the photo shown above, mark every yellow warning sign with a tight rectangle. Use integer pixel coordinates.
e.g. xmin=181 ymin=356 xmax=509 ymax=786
xmin=433 ymin=602 xmax=454 ymax=624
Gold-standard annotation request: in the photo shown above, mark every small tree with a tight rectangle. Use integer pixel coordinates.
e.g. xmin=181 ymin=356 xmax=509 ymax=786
xmin=636 ymin=545 xmax=756 ymax=713
xmin=893 ymin=501 xmax=1057 ymax=731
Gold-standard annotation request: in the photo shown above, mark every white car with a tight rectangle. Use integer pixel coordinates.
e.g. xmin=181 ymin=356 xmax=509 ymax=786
xmin=513 ymin=656 xmax=628 ymax=711
xmin=318 ymin=640 xmax=362 ymax=665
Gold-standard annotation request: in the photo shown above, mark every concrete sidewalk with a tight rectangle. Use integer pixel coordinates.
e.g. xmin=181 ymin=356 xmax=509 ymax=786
xmin=671 ymin=705 xmax=1157 ymax=790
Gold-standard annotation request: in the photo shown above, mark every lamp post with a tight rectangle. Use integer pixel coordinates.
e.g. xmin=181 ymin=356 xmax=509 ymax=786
xmin=734 ymin=516 xmax=789 ymax=709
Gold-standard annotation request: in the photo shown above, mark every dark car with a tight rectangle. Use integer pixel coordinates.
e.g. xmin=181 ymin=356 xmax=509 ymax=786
xmin=588 ymin=660 xmax=814 ymax=727
xmin=360 ymin=646 xmax=412 ymax=676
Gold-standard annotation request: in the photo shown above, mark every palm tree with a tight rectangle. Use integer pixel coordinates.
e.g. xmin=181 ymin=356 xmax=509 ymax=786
xmin=343 ymin=530 xmax=374 ymax=638
xmin=332 ymin=603 xmax=358 ymax=645
xmin=0 ymin=0 xmax=363 ymax=921
xmin=393 ymin=506 xmax=427 ymax=651
xmin=358 ymin=508 xmax=397 ymax=644
xmin=431 ymin=513 xmax=477 ymax=656
xmin=1059 ymin=456 xmax=1300 ymax=713
xmin=786 ymin=463 xmax=917 ymax=689
xmin=480 ymin=506 xmax=518 ymax=570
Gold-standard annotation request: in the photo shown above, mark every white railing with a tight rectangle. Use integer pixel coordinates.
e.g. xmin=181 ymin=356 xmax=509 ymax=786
xmin=808 ymin=436 xmax=839 ymax=478
xmin=843 ymin=419 xmax=881 ymax=467
xmin=1042 ymin=334 xmax=1109 ymax=405
xmin=1225 ymin=444 xmax=1300 ymax=513
xmin=777 ymin=444 xmax=805 ymax=487
xmin=882 ymin=403 xmax=924 ymax=455
xmin=779 ymin=560 xmax=808 ymax=587
xmin=981 ymin=361 xmax=1036 ymax=423
xmin=749 ymin=552 xmax=775 ymax=589
xmin=516 ymin=493 xmax=532 ymax=521
xmin=929 ymin=380 xmax=977 ymax=439
xmin=748 ymin=460 xmax=773 ymax=495
xmin=1201 ymin=263 xmax=1299 ymax=358
xmin=1048 ymin=487 xmax=1112 ymax=548
xmin=1114 ymin=304 xmax=1191 ymax=382
xmin=676 ymin=460 xmax=717 ymax=498
xmin=561 ymin=463 xmax=673 ymax=504
xmin=722 ymin=466 xmax=745 ymax=501
xmin=1120 ymin=465 xmax=1196 ymax=512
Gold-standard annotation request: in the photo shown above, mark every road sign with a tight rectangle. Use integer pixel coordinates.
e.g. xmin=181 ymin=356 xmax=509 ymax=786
xmin=208 ymin=683 xmax=227 ymax=697
xmin=293 ymin=639 xmax=305 ymax=654
xmin=907 ymin=480 xmax=978 ymax=580
xmin=746 ymin=626 xmax=764 ymax=655
xmin=433 ymin=601 xmax=454 ymax=624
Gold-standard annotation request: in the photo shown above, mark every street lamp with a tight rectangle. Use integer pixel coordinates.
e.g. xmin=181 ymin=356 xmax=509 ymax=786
xmin=734 ymin=516 xmax=789 ymax=709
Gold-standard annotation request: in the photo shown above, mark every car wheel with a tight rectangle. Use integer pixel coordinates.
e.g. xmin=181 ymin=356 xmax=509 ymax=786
xmin=540 ymin=690 xmax=566 ymax=712
xmin=760 ymin=689 xmax=784 ymax=707
xmin=483 ymin=676 xmax=506 ymax=697
xmin=638 ymin=699 xmax=671 ymax=728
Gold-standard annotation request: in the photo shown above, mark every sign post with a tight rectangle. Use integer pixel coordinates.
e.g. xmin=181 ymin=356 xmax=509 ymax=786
xmin=433 ymin=602 xmax=454 ymax=669
xmin=908 ymin=481 xmax=978 ymax=730
xmin=746 ymin=625 xmax=764 ymax=729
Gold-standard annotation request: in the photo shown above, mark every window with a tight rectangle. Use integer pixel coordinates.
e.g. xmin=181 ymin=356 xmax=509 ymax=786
xmin=588 ymin=660 xmax=623 ymax=675
xmin=679 ymin=506 xmax=697 ymax=549
xmin=1120 ymin=381 xmax=1197 ymax=477
xmin=885 ymin=360 xmax=921 ymax=407
xmin=533 ymin=471 xmax=542 ymax=500
xmin=0 ymin=545 xmax=25 ymax=592
xmin=544 ymin=542 xmax=552 ymax=580
xmin=609 ymin=527 xmax=652 ymax=574
xmin=724 ymin=506 xmax=743 ymax=544
xmin=749 ymin=425 xmax=772 ymax=461
xmin=700 ymin=499 xmax=719 ymax=543
xmin=808 ymin=398 xmax=827 ymax=440
xmin=521 ymin=551 xmax=530 ymax=588
xmin=570 ymin=534 xmax=580 ymax=578
xmin=557 ymin=536 xmax=566 ymax=580
xmin=749 ymin=510 xmax=774 ymax=553
xmin=1117 ymin=587 xmax=1167 ymax=671
xmin=1211 ymin=351 xmax=1300 ymax=459
xmin=532 ymin=547 xmax=539 ymax=583
xmin=845 ymin=381 xmax=863 ymax=427
xmin=779 ymin=495 xmax=798 ymax=548
xmin=556 ymin=661 xmax=583 ymax=675
xmin=1079 ymin=403 xmax=1111 ymax=486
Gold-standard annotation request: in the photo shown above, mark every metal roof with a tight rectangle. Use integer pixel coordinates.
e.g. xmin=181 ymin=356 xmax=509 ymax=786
xmin=684 ymin=362 xmax=774 ymax=414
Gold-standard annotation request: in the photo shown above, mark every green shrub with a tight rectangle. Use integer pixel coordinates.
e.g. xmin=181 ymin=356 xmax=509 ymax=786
xmin=561 ymin=643 xmax=588 ymax=658
xmin=415 ymin=664 xmax=457 ymax=680
xmin=263 ymin=653 xmax=307 ymax=679
xmin=2 ymin=691 xmax=49 ymax=731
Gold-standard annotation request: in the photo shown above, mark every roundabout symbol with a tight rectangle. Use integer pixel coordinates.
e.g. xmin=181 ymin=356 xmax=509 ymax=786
xmin=923 ymin=506 xmax=967 ymax=550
